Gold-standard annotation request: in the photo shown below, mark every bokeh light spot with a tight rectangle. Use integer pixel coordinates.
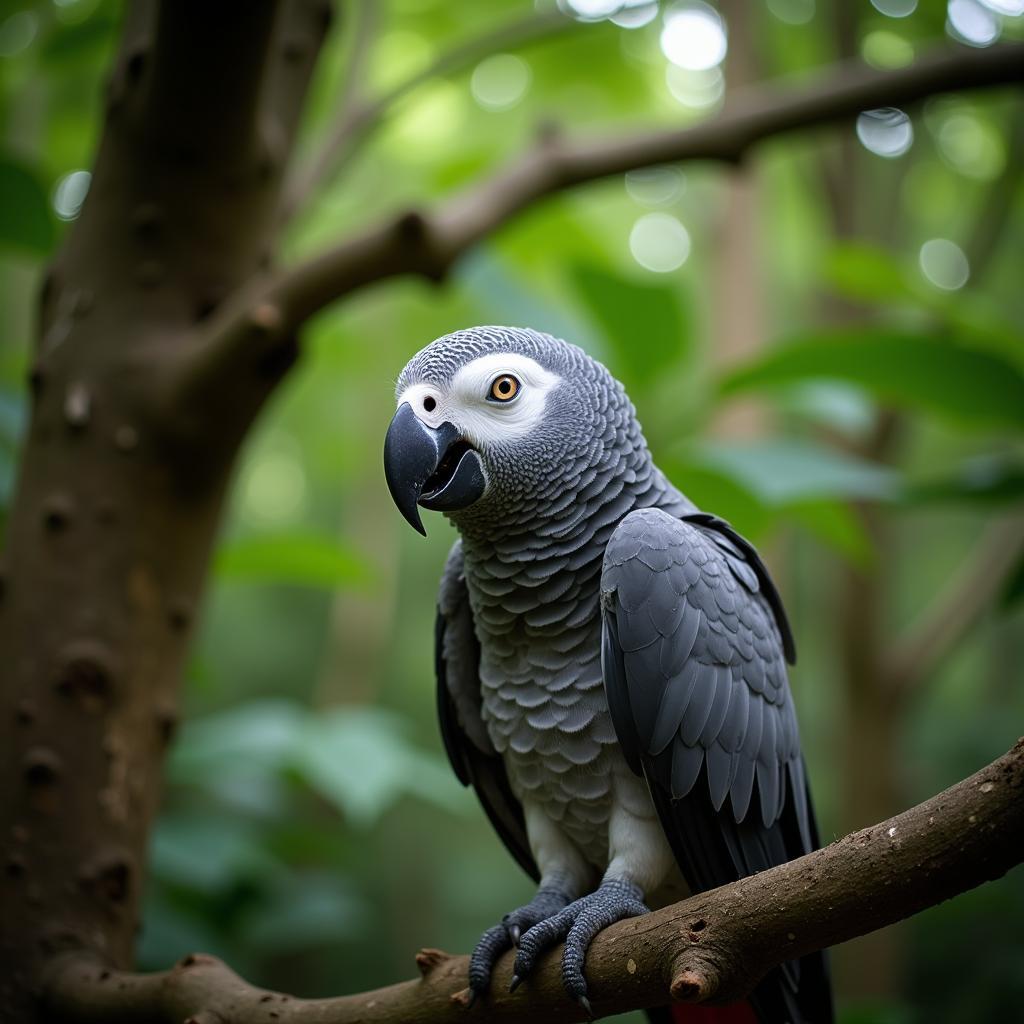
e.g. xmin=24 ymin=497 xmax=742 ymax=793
xmin=558 ymin=0 xmax=622 ymax=21
xmin=665 ymin=65 xmax=725 ymax=110
xmin=0 ymin=11 xmax=37 ymax=57
xmin=470 ymin=54 xmax=531 ymax=111
xmin=52 ymin=170 xmax=91 ymax=221
xmin=243 ymin=449 xmax=309 ymax=526
xmin=856 ymin=108 xmax=913 ymax=158
xmin=660 ymin=2 xmax=728 ymax=71
xmin=870 ymin=0 xmax=918 ymax=16
xmin=946 ymin=0 xmax=1001 ymax=45
xmin=766 ymin=0 xmax=816 ymax=25
xmin=979 ymin=0 xmax=1024 ymax=14
xmin=937 ymin=113 xmax=1005 ymax=180
xmin=919 ymin=238 xmax=970 ymax=291
xmin=629 ymin=212 xmax=691 ymax=273
xmin=625 ymin=166 xmax=686 ymax=206
xmin=388 ymin=80 xmax=465 ymax=152
xmin=610 ymin=2 xmax=660 ymax=29
xmin=861 ymin=30 xmax=915 ymax=68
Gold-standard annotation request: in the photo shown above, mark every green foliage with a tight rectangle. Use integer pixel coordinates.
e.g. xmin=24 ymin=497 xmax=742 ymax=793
xmin=0 ymin=155 xmax=54 ymax=254
xmin=215 ymin=532 xmax=375 ymax=589
xmin=720 ymin=330 xmax=1024 ymax=432
xmin=569 ymin=262 xmax=692 ymax=391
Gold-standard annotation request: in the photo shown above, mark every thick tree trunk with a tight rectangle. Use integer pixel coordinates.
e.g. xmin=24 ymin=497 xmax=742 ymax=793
xmin=0 ymin=3 xmax=328 ymax=1019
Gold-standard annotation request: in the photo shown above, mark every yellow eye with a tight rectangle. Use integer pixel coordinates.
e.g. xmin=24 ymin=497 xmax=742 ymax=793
xmin=490 ymin=374 xmax=520 ymax=402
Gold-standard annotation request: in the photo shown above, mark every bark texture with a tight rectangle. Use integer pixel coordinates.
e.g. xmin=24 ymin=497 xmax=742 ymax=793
xmin=0 ymin=3 xmax=1021 ymax=1020
xmin=41 ymin=740 xmax=1024 ymax=1022
xmin=0 ymin=2 xmax=330 ymax=1020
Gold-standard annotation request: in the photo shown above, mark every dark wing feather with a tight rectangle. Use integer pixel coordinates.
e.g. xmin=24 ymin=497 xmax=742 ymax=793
xmin=436 ymin=542 xmax=538 ymax=882
xmin=601 ymin=508 xmax=833 ymax=1024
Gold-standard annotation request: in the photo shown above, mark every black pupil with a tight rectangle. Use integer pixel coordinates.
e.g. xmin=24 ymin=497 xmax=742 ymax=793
xmin=498 ymin=379 xmax=511 ymax=394
xmin=423 ymin=396 xmax=436 ymax=412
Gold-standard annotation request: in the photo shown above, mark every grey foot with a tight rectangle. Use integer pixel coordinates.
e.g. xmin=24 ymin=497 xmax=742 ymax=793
xmin=511 ymin=878 xmax=648 ymax=1011
xmin=467 ymin=884 xmax=573 ymax=999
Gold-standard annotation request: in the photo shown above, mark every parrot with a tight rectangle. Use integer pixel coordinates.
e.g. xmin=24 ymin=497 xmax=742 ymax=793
xmin=382 ymin=326 xmax=833 ymax=1024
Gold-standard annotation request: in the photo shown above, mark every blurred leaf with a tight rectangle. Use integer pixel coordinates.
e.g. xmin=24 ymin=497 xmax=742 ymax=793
xmin=0 ymin=156 xmax=54 ymax=255
xmin=137 ymin=888 xmax=231 ymax=971
xmin=168 ymin=700 xmax=304 ymax=783
xmin=41 ymin=12 xmax=119 ymax=66
xmin=720 ymin=330 xmax=1024 ymax=432
xmin=787 ymin=499 xmax=874 ymax=566
xmin=908 ymin=455 xmax=1024 ymax=506
xmin=1000 ymin=551 xmax=1024 ymax=611
xmin=683 ymin=438 xmax=902 ymax=505
xmin=238 ymin=872 xmax=367 ymax=954
xmin=215 ymin=532 xmax=375 ymax=589
xmin=0 ymin=387 xmax=26 ymax=445
xmin=659 ymin=456 xmax=771 ymax=541
xmin=825 ymin=243 xmax=916 ymax=305
xmin=838 ymin=1002 xmax=914 ymax=1024
xmin=294 ymin=707 xmax=469 ymax=826
xmin=569 ymin=262 xmax=690 ymax=390
xmin=151 ymin=813 xmax=283 ymax=894
xmin=776 ymin=382 xmax=877 ymax=439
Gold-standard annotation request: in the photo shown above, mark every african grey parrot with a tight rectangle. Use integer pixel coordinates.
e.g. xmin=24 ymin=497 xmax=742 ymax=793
xmin=383 ymin=326 xmax=832 ymax=1024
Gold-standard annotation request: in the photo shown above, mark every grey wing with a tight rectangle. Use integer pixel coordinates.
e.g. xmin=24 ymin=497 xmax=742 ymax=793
xmin=601 ymin=508 xmax=832 ymax=1024
xmin=437 ymin=541 xmax=538 ymax=882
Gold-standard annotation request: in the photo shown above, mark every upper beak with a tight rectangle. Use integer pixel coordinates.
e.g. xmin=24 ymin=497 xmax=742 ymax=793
xmin=383 ymin=402 xmax=486 ymax=535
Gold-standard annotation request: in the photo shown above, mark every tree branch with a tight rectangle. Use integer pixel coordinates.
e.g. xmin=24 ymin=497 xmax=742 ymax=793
xmin=43 ymin=738 xmax=1024 ymax=1023
xmin=175 ymin=42 xmax=1024 ymax=402
xmin=280 ymin=6 xmax=577 ymax=219
xmin=882 ymin=514 xmax=1024 ymax=701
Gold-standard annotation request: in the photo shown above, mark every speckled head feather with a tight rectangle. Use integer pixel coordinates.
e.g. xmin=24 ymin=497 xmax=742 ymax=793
xmin=395 ymin=326 xmax=654 ymax=540
xmin=396 ymin=326 xmax=585 ymax=392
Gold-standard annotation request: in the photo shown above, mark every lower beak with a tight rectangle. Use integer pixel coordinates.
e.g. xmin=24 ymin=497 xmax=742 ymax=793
xmin=383 ymin=403 xmax=486 ymax=535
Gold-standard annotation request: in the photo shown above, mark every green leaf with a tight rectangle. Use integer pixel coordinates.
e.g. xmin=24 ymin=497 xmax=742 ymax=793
xmin=1000 ymin=550 xmax=1024 ymax=611
xmin=569 ymin=262 xmax=690 ymax=390
xmin=151 ymin=812 xmax=283 ymax=894
xmin=658 ymin=455 xmax=771 ymax=541
xmin=294 ymin=707 xmax=469 ymax=826
xmin=682 ymin=438 xmax=902 ymax=505
xmin=41 ymin=12 xmax=119 ymax=66
xmin=214 ymin=531 xmax=374 ymax=589
xmin=720 ymin=330 xmax=1024 ymax=432
xmin=0 ymin=156 xmax=55 ymax=255
xmin=168 ymin=700 xmax=304 ymax=783
xmin=825 ymin=243 xmax=916 ymax=305
xmin=907 ymin=455 xmax=1024 ymax=506
xmin=238 ymin=872 xmax=367 ymax=954
xmin=787 ymin=499 xmax=874 ymax=566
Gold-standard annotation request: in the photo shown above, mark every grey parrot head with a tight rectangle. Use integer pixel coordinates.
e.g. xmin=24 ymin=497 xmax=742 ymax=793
xmin=383 ymin=326 xmax=641 ymax=536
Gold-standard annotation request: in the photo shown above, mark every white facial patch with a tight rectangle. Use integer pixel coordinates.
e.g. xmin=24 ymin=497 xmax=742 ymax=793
xmin=397 ymin=353 xmax=562 ymax=447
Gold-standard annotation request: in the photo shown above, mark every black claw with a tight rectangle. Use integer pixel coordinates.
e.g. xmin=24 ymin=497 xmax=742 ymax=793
xmin=466 ymin=990 xmax=478 ymax=1010
xmin=578 ymin=994 xmax=595 ymax=1020
xmin=509 ymin=974 xmax=522 ymax=994
xmin=509 ymin=924 xmax=521 ymax=946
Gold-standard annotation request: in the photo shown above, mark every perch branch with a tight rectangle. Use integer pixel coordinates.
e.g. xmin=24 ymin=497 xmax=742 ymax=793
xmin=882 ymin=514 xmax=1024 ymax=701
xmin=43 ymin=738 xmax=1024 ymax=1023
xmin=281 ymin=6 xmax=577 ymax=218
xmin=178 ymin=42 xmax=1024 ymax=400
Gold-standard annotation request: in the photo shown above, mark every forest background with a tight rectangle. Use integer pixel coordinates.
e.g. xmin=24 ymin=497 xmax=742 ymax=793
xmin=1 ymin=1 xmax=1022 ymax=1022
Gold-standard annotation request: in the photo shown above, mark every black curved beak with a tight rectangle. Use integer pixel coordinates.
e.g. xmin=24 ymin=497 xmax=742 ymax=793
xmin=383 ymin=403 xmax=486 ymax=536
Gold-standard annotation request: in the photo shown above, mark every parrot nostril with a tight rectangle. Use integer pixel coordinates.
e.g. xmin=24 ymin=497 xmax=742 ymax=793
xmin=423 ymin=396 xmax=436 ymax=412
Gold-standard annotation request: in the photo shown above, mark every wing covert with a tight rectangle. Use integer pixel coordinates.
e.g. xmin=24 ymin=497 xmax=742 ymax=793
xmin=601 ymin=507 xmax=808 ymax=838
xmin=600 ymin=507 xmax=831 ymax=1024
